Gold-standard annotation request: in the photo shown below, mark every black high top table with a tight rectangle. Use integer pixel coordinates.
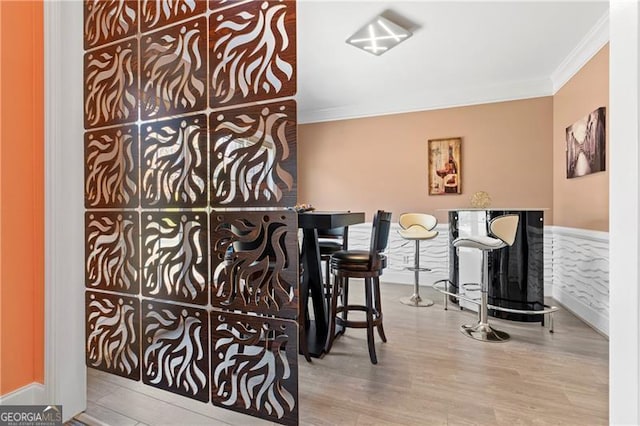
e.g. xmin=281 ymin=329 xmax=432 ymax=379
xmin=298 ymin=211 xmax=365 ymax=357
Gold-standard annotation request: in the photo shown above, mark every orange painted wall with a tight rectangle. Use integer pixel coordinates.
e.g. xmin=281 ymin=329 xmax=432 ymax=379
xmin=0 ymin=0 xmax=44 ymax=394
xmin=553 ymin=45 xmax=609 ymax=232
xmin=298 ymin=97 xmax=554 ymax=224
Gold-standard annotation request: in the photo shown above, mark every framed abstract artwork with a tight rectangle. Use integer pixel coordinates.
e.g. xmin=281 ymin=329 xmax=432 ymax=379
xmin=428 ymin=137 xmax=461 ymax=195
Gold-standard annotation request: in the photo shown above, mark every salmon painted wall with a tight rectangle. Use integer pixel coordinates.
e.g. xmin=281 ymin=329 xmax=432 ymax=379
xmin=553 ymin=45 xmax=609 ymax=232
xmin=298 ymin=97 xmax=554 ymax=224
xmin=0 ymin=0 xmax=44 ymax=394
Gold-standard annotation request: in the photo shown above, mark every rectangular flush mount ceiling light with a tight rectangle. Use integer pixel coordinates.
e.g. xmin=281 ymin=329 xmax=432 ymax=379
xmin=346 ymin=15 xmax=412 ymax=56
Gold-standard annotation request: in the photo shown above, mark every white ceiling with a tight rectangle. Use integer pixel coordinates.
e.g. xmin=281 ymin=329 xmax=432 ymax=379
xmin=297 ymin=1 xmax=609 ymax=123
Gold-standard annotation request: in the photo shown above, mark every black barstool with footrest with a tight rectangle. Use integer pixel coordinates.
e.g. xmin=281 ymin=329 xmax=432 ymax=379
xmin=325 ymin=210 xmax=392 ymax=364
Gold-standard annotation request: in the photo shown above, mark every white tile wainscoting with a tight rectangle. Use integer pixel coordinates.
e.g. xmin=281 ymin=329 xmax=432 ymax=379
xmin=344 ymin=222 xmax=609 ymax=336
xmin=550 ymin=226 xmax=609 ymax=336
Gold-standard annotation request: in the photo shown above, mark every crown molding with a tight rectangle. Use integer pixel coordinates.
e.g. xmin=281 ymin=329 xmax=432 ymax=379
xmin=299 ymin=77 xmax=553 ymax=124
xmin=550 ymin=10 xmax=609 ymax=94
xmin=299 ymin=10 xmax=610 ymax=125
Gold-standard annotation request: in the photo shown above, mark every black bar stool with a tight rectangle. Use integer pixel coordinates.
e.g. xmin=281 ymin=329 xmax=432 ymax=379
xmin=325 ymin=210 xmax=392 ymax=364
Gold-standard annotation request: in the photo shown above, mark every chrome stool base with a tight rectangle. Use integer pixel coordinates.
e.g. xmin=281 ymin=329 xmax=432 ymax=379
xmin=460 ymin=323 xmax=510 ymax=342
xmin=400 ymin=293 xmax=434 ymax=307
xmin=400 ymin=239 xmax=435 ymax=308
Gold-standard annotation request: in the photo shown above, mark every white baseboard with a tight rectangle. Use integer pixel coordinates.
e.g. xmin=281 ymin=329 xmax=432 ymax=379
xmin=553 ymin=286 xmax=609 ymax=336
xmin=0 ymin=382 xmax=46 ymax=405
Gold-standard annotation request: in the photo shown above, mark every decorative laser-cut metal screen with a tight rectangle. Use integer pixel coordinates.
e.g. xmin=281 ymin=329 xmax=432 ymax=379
xmin=83 ymin=1 xmax=298 ymax=424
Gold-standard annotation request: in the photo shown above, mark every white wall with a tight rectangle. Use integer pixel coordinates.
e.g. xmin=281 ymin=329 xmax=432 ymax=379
xmin=609 ymin=1 xmax=640 ymax=423
xmin=44 ymin=1 xmax=86 ymax=420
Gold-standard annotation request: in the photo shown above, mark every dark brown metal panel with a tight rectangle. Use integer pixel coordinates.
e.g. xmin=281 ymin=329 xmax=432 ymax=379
xmin=210 ymin=100 xmax=297 ymax=208
xmin=141 ymin=114 xmax=208 ymax=208
xmin=86 ymin=291 xmax=141 ymax=380
xmin=209 ymin=0 xmax=297 ymax=107
xmin=210 ymin=311 xmax=298 ymax=425
xmin=85 ymin=125 xmax=139 ymax=209
xmin=85 ymin=211 xmax=140 ymax=294
xmin=142 ymin=301 xmax=210 ymax=402
xmin=141 ymin=0 xmax=207 ymax=33
xmin=141 ymin=211 xmax=209 ymax=305
xmin=84 ymin=0 xmax=299 ymax=421
xmin=84 ymin=0 xmax=138 ymax=50
xmin=210 ymin=210 xmax=298 ymax=319
xmin=140 ymin=17 xmax=208 ymax=121
xmin=84 ymin=38 xmax=139 ymax=129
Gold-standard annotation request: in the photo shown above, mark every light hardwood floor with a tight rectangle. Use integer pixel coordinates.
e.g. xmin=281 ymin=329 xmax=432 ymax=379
xmin=78 ymin=283 xmax=608 ymax=426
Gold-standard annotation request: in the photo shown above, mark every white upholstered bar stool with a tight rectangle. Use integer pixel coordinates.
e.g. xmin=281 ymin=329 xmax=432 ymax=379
xmin=453 ymin=214 xmax=519 ymax=342
xmin=398 ymin=213 xmax=438 ymax=307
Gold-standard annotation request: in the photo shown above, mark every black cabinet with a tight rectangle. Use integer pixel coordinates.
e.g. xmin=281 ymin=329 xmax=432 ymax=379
xmin=448 ymin=210 xmax=545 ymax=322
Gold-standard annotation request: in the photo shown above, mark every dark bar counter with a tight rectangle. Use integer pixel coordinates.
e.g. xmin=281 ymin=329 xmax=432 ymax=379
xmin=448 ymin=209 xmax=545 ymax=322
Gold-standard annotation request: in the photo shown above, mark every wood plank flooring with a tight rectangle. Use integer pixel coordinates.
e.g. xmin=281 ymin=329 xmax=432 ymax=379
xmin=78 ymin=283 xmax=608 ymax=425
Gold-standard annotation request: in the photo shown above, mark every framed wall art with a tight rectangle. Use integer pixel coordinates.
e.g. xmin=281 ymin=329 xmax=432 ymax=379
xmin=566 ymin=107 xmax=606 ymax=179
xmin=428 ymin=137 xmax=461 ymax=195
